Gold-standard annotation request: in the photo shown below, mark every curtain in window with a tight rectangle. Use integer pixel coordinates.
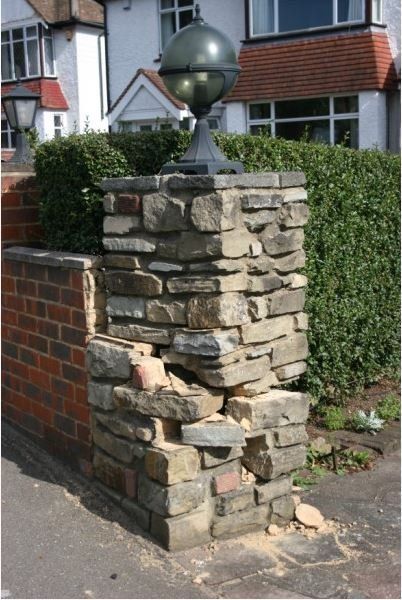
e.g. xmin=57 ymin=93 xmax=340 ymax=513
xmin=347 ymin=0 xmax=362 ymax=20
xmin=253 ymin=0 xmax=274 ymax=34
xmin=161 ymin=12 xmax=175 ymax=48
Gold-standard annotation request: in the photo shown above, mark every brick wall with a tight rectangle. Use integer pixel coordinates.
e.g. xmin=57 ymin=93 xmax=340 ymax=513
xmin=2 ymin=247 xmax=106 ymax=470
xmin=1 ymin=165 xmax=43 ymax=249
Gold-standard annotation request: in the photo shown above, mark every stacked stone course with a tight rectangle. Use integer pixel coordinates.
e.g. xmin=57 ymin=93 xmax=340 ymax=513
xmin=88 ymin=172 xmax=310 ymax=550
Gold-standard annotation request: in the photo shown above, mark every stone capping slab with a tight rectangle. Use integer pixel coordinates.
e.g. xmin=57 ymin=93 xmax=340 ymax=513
xmin=2 ymin=246 xmax=103 ymax=270
xmin=100 ymin=172 xmax=306 ymax=193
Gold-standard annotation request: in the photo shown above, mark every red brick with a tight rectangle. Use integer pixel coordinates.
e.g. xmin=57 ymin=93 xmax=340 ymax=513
xmin=61 ymin=325 xmax=86 ymax=347
xmin=20 ymin=412 xmax=44 ymax=436
xmin=47 ymin=304 xmax=71 ymax=324
xmin=47 ymin=267 xmax=71 ymax=287
xmin=60 ymin=288 xmax=85 ymax=309
xmin=2 ymin=207 xmax=39 ymax=225
xmin=8 ymin=390 xmax=31 ymax=413
xmin=70 ymin=271 xmax=84 ymax=290
xmin=51 ymin=377 xmax=74 ymax=398
xmin=21 ymin=380 xmax=42 ymax=402
xmin=27 ymin=333 xmax=48 ymax=354
xmin=36 ymin=319 xmax=59 ymax=339
xmin=125 ymin=468 xmax=138 ymax=499
xmin=39 ymin=355 xmax=61 ymax=376
xmin=49 ymin=340 xmax=71 ymax=361
xmin=24 ymin=262 xmax=48 ymax=281
xmin=3 ymin=326 xmax=28 ymax=345
xmin=3 ymin=357 xmax=29 ymax=379
xmin=117 ymin=194 xmax=142 ymax=214
xmin=2 ymin=371 xmax=21 ymax=392
xmin=2 ymin=294 xmax=25 ymax=312
xmin=16 ymin=278 xmax=37 ymax=296
xmin=38 ymin=282 xmax=60 ymax=303
xmin=31 ymin=402 xmax=53 ymax=426
xmin=18 ymin=313 xmax=37 ymax=332
xmin=3 ymin=307 xmax=18 ymax=326
xmin=75 ymin=386 xmax=88 ymax=405
xmin=2 ymin=260 xmax=24 ymax=277
xmin=20 ymin=347 xmax=39 ymax=367
xmin=77 ymin=423 xmax=91 ymax=443
xmin=62 ymin=363 xmax=87 ymax=386
xmin=29 ymin=367 xmax=51 ymax=391
xmin=2 ymin=192 xmax=22 ymax=207
xmin=25 ymin=298 xmax=46 ymax=318
xmin=213 ymin=471 xmax=241 ymax=495
xmin=54 ymin=412 xmax=76 ymax=437
xmin=64 ymin=399 xmax=90 ymax=424
xmin=72 ymin=348 xmax=86 ymax=368
xmin=2 ymin=341 xmax=18 ymax=359
xmin=2 ymin=276 xmax=16 ymax=294
xmin=71 ymin=310 xmax=86 ymax=329
xmin=2 ymin=225 xmax=25 ymax=242
xmin=65 ymin=437 xmax=91 ymax=460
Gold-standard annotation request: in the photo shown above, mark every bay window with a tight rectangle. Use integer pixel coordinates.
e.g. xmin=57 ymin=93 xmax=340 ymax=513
xmin=248 ymin=95 xmax=359 ymax=148
xmin=160 ymin=0 xmax=194 ymax=50
xmin=1 ymin=24 xmax=55 ymax=81
xmin=250 ymin=0 xmax=365 ymax=36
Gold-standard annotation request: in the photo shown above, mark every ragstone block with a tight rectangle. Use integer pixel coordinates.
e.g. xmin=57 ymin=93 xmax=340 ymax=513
xmin=167 ymin=273 xmax=247 ymax=294
xmin=255 ymin=475 xmax=292 ymax=504
xmin=145 ymin=445 xmax=200 ymax=485
xmin=93 ymin=424 xmax=143 ymax=464
xmin=103 ymin=235 xmax=157 ymax=253
xmin=190 ymin=190 xmax=241 ymax=232
xmin=86 ymin=338 xmax=140 ymax=379
xmin=173 ymin=329 xmax=239 ymax=357
xmin=181 ymin=420 xmax=245 ymax=448
xmin=146 ymin=298 xmax=187 ymax=325
xmin=106 ymin=296 xmax=146 ymax=319
xmin=187 ymin=293 xmax=249 ymax=329
xmin=212 ymin=504 xmax=271 ymax=539
xmin=242 ymin=444 xmax=307 ymax=480
xmin=105 ymin=271 xmax=163 ymax=296
xmin=108 ymin=322 xmax=171 ymax=345
xmin=267 ymin=289 xmax=306 ymax=316
xmin=138 ymin=473 xmax=205 ymax=517
xmin=177 ymin=230 xmax=253 ymax=261
xmin=93 ymin=448 xmax=125 ymax=492
xmin=261 ymin=226 xmax=304 ymax=256
xmin=143 ymin=193 xmax=188 ymax=232
xmin=150 ymin=504 xmax=212 ymax=551
xmin=201 ymin=446 xmax=244 ymax=468
xmin=103 ymin=215 xmax=142 ymax=235
xmin=88 ymin=380 xmax=115 ymax=411
xmin=270 ymin=495 xmax=295 ymax=525
xmin=121 ymin=498 xmax=151 ymax=531
xmin=194 ymin=355 xmax=271 ymax=388
xmin=215 ymin=486 xmax=255 ymax=516
xmin=270 ymin=333 xmax=308 ymax=367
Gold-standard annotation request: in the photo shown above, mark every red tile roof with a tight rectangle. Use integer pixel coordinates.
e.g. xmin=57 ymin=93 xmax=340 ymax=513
xmin=109 ymin=68 xmax=186 ymax=114
xmin=2 ymin=79 xmax=69 ymax=110
xmin=226 ymin=32 xmax=398 ymax=102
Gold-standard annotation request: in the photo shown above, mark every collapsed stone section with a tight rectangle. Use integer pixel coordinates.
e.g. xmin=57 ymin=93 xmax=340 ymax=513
xmin=87 ymin=173 xmax=310 ymax=550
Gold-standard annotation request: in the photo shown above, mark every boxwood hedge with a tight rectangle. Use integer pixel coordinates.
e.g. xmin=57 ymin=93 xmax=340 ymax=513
xmin=34 ymin=130 xmax=400 ymax=403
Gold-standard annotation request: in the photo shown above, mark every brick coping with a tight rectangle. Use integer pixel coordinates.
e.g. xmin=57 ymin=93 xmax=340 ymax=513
xmin=2 ymin=246 xmax=103 ymax=270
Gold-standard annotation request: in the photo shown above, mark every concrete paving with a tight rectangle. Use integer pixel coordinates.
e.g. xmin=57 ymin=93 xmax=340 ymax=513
xmin=2 ymin=421 xmax=401 ymax=599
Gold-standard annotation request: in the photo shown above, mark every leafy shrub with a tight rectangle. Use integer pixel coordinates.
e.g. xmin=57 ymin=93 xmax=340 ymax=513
xmin=375 ymin=394 xmax=401 ymax=421
xmin=35 ymin=130 xmax=400 ymax=404
xmin=35 ymin=132 xmax=131 ymax=254
xmin=351 ymin=410 xmax=384 ymax=433
xmin=323 ymin=406 xmax=346 ymax=430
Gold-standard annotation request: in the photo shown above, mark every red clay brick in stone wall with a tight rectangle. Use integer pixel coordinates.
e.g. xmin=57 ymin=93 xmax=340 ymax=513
xmin=1 ymin=247 xmax=105 ymax=471
xmin=1 ymin=166 xmax=43 ymax=249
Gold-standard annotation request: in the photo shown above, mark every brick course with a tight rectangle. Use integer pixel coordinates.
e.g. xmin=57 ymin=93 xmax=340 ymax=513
xmin=1 ymin=247 xmax=105 ymax=468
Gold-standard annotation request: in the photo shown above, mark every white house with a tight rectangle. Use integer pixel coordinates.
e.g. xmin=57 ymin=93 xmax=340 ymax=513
xmin=1 ymin=0 xmax=108 ymax=158
xmin=100 ymin=0 xmax=400 ymax=152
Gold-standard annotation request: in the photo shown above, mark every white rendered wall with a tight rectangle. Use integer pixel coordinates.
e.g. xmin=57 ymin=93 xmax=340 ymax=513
xmin=224 ymin=102 xmax=247 ymax=133
xmin=106 ymin=0 xmax=244 ymax=110
xmin=75 ymin=25 xmax=108 ymax=132
xmin=53 ymin=28 xmax=79 ymax=134
xmin=359 ymin=91 xmax=387 ymax=150
xmin=383 ymin=0 xmax=401 ymax=72
xmin=1 ymin=0 xmax=38 ymax=26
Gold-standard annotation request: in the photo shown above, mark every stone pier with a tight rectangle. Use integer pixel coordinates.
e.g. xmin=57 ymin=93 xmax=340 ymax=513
xmin=87 ymin=172 xmax=310 ymax=550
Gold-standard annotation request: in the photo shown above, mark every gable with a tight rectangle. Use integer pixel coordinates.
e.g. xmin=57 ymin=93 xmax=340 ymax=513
xmin=118 ymin=85 xmax=179 ymax=122
xmin=1 ymin=0 xmax=38 ymax=25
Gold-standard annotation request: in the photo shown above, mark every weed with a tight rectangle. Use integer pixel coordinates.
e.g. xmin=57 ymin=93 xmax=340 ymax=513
xmin=376 ymin=394 xmax=400 ymax=422
xmin=323 ymin=406 xmax=346 ymax=430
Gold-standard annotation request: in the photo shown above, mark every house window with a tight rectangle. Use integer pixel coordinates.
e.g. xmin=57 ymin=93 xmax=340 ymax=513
xmin=160 ymin=0 xmax=194 ymax=50
xmin=1 ymin=25 xmax=40 ymax=80
xmin=54 ymin=114 xmax=64 ymax=138
xmin=43 ymin=29 xmax=56 ymax=76
xmin=250 ymin=0 xmax=364 ymax=36
xmin=371 ymin=0 xmax=382 ymax=22
xmin=248 ymin=95 xmax=359 ymax=148
xmin=1 ymin=116 xmax=16 ymax=149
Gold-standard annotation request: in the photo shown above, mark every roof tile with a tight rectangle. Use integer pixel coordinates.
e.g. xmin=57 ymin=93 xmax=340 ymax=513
xmin=2 ymin=79 xmax=69 ymax=110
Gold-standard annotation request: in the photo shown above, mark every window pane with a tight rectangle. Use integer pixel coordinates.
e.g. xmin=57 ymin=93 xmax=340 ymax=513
xmin=279 ymin=0 xmax=332 ymax=32
xmin=179 ymin=9 xmax=193 ymax=28
xmin=140 ymin=125 xmax=153 ymax=131
xmin=1 ymin=43 xmax=12 ymax=79
xmin=249 ymin=103 xmax=271 ymax=120
xmin=27 ymin=39 xmax=39 ymax=76
xmin=54 ymin=128 xmax=62 ymax=138
xmin=179 ymin=117 xmax=190 ymax=130
xmin=160 ymin=123 xmax=173 ymax=130
xmin=44 ymin=36 xmax=55 ymax=75
xmin=13 ymin=41 xmax=26 ymax=78
xmin=178 ymin=0 xmax=193 ymax=6
xmin=10 ymin=129 xmax=17 ymax=147
xmin=250 ymin=124 xmax=272 ymax=135
xmin=161 ymin=12 xmax=175 ymax=48
xmin=334 ymin=95 xmax=358 ymax=113
xmin=12 ymin=28 xmax=23 ymax=40
xmin=372 ymin=0 xmax=382 ymax=22
xmin=1 ymin=131 xmax=9 ymax=148
xmin=252 ymin=0 xmax=274 ymax=34
xmin=338 ymin=0 xmax=363 ymax=22
xmin=26 ymin=25 xmax=37 ymax=37
xmin=2 ymin=31 xmax=10 ymax=42
xmin=334 ymin=119 xmax=359 ymax=148
xmin=276 ymin=120 xmax=330 ymax=143
xmin=161 ymin=0 xmax=174 ymax=8
xmin=54 ymin=115 xmax=62 ymax=127
xmin=276 ymin=97 xmax=329 ymax=119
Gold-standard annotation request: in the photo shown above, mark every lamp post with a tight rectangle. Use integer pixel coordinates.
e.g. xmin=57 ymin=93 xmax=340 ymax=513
xmin=158 ymin=4 xmax=243 ymax=175
xmin=2 ymin=81 xmax=40 ymax=164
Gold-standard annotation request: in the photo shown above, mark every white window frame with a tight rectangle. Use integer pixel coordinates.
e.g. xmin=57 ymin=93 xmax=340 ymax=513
xmin=371 ymin=0 xmax=382 ymax=23
xmin=118 ymin=119 xmax=179 ymax=132
xmin=1 ymin=115 xmax=16 ymax=149
xmin=42 ymin=27 xmax=56 ymax=76
xmin=53 ymin=113 xmax=64 ymax=138
xmin=249 ymin=0 xmax=365 ymax=38
xmin=247 ymin=94 xmax=359 ymax=147
xmin=159 ymin=0 xmax=194 ymax=52
xmin=1 ymin=24 xmax=41 ymax=81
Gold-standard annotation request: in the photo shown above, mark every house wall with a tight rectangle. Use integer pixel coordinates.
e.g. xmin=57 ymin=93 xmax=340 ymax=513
xmin=359 ymin=91 xmax=387 ymax=150
xmin=53 ymin=27 xmax=80 ymax=133
xmin=1 ymin=0 xmax=37 ymax=25
xmin=383 ymin=0 xmax=401 ymax=72
xmin=106 ymin=0 xmax=244 ymax=109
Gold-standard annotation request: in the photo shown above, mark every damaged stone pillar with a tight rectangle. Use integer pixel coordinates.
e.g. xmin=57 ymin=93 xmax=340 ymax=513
xmin=87 ymin=172 xmax=310 ymax=550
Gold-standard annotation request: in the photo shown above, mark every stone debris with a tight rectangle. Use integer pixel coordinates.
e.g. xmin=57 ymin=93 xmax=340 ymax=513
xmin=295 ymin=503 xmax=325 ymax=529
xmin=87 ymin=173 xmax=310 ymax=551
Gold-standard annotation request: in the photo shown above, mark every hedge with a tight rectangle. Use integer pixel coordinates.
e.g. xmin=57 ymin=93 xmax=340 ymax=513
xmin=34 ymin=130 xmax=400 ymax=403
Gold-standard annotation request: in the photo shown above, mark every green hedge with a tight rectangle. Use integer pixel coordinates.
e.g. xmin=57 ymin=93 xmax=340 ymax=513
xmin=35 ymin=130 xmax=400 ymax=403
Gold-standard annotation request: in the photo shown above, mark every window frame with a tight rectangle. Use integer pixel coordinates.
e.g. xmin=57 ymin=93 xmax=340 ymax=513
xmin=1 ymin=23 xmax=56 ymax=82
xmin=42 ymin=26 xmax=56 ymax=77
xmin=247 ymin=94 xmax=359 ymax=148
xmin=1 ymin=115 xmax=16 ymax=149
xmin=159 ymin=0 xmax=194 ymax=52
xmin=53 ymin=113 xmax=64 ymax=138
xmin=248 ymin=0 xmax=366 ymax=38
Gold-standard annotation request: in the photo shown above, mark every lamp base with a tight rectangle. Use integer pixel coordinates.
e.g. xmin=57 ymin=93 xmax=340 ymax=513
xmin=160 ymin=160 xmax=244 ymax=175
xmin=8 ymin=131 xmax=34 ymax=164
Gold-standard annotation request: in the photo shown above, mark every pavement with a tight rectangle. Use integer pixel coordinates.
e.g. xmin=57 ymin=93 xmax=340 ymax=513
xmin=2 ymin=420 xmax=401 ymax=600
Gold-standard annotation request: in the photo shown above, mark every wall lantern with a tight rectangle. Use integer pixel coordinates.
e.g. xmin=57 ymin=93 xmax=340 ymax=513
xmin=2 ymin=81 xmax=40 ymax=164
xmin=158 ymin=4 xmax=243 ymax=174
